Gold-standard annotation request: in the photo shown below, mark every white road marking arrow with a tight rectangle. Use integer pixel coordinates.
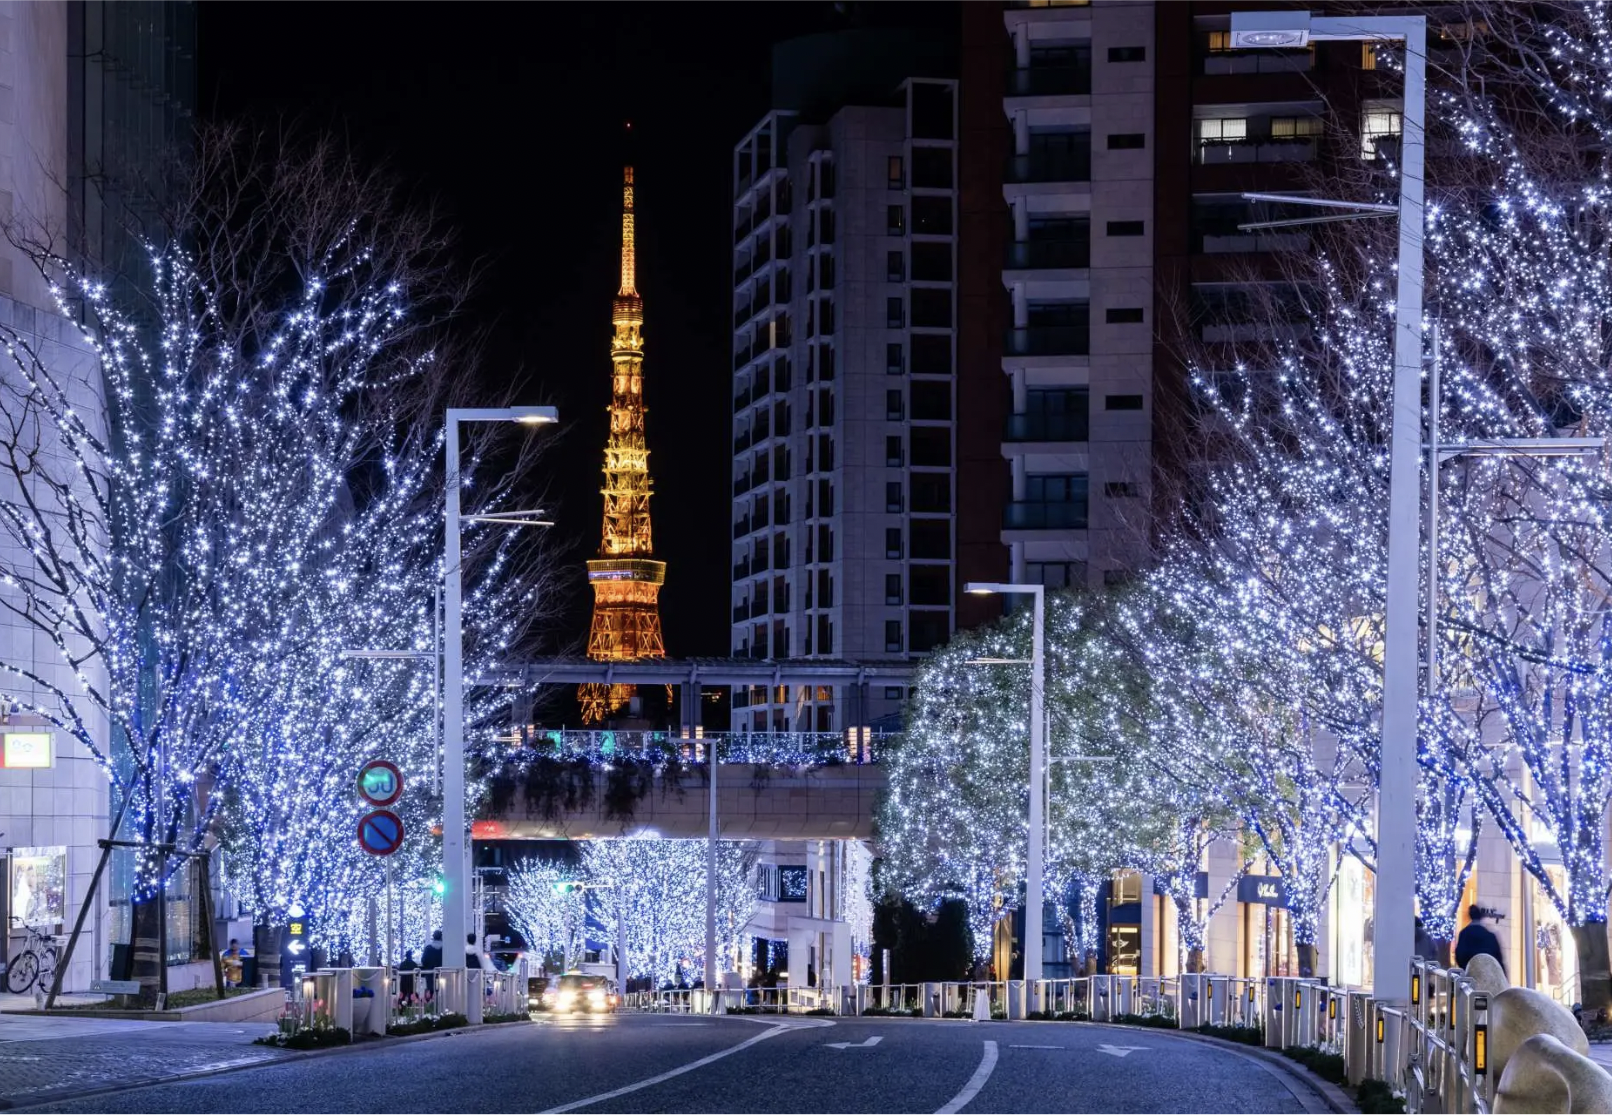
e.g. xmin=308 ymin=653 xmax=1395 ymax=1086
xmin=826 ymin=1035 xmax=884 ymax=1050
xmin=1097 ymin=1044 xmax=1150 ymax=1058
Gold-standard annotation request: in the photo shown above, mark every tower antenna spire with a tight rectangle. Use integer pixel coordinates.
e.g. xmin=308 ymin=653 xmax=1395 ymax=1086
xmin=583 ymin=136 xmax=666 ymax=724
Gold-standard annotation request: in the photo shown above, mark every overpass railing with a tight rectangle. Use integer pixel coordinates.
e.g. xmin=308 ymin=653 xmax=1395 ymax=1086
xmin=512 ymin=729 xmax=895 ymax=767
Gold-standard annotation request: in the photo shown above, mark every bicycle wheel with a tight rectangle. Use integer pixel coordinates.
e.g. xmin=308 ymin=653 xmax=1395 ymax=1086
xmin=6 ymin=951 xmax=38 ymax=994
xmin=39 ymin=947 xmax=58 ymax=978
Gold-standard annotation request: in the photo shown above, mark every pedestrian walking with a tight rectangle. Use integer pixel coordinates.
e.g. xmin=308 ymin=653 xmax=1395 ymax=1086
xmin=399 ymin=950 xmax=418 ymax=1000
xmin=1454 ymin=905 xmax=1505 ymax=975
xmin=1414 ymin=917 xmax=1438 ymax=964
xmin=422 ymin=930 xmax=443 ymax=970
xmin=466 ymin=933 xmax=484 ymax=970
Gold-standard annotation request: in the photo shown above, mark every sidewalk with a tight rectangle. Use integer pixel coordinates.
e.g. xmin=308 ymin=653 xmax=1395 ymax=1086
xmin=0 ymin=1006 xmax=283 ymax=1107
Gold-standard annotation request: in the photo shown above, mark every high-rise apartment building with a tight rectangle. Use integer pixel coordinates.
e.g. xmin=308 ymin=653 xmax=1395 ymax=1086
xmin=729 ymin=30 xmax=958 ymax=734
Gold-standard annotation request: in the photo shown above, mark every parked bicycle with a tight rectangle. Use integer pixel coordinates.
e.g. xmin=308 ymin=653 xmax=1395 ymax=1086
xmin=6 ymin=922 xmax=59 ymax=994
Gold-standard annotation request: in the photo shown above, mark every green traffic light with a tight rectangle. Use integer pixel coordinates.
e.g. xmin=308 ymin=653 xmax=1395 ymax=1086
xmin=432 ymin=876 xmax=446 ymax=897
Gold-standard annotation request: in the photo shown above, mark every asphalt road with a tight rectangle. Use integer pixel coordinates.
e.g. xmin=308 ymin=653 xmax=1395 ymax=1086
xmin=23 ymin=1015 xmax=1330 ymax=1114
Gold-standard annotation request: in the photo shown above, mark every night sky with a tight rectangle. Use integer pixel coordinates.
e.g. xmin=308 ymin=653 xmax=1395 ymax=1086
xmin=199 ymin=2 xmax=955 ymax=660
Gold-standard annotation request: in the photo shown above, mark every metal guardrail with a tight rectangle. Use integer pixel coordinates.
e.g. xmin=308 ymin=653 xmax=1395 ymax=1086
xmin=1398 ymin=957 xmax=1490 ymax=1114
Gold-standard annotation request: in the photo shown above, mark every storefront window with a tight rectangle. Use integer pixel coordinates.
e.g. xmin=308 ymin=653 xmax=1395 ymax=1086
xmin=1333 ymin=857 xmax=1375 ymax=989
xmin=1533 ymin=868 xmax=1577 ymax=1008
xmin=1108 ymin=924 xmax=1142 ymax=975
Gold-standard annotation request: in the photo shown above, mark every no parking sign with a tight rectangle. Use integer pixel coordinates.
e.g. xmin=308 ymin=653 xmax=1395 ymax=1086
xmin=356 ymin=759 xmax=405 ymax=857
xmin=358 ymin=809 xmax=405 ymax=857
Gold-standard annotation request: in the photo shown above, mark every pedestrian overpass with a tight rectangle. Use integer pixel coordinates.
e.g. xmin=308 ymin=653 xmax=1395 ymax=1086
xmin=472 ymin=657 xmax=914 ymax=842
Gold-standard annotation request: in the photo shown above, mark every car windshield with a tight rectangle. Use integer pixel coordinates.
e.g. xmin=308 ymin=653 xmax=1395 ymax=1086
xmin=558 ymin=974 xmax=601 ymax=992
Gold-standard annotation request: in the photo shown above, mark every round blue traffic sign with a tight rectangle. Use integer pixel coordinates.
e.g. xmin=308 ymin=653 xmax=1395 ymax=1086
xmin=358 ymin=809 xmax=405 ymax=856
xmin=357 ymin=759 xmax=404 ymax=807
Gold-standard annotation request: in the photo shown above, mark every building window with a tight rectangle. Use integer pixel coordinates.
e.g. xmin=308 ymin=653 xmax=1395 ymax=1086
xmin=911 ymin=242 xmax=952 ymax=282
xmin=1197 ymin=117 xmax=1248 ymax=143
xmin=912 ymin=196 xmax=953 ymax=236
xmin=819 ymin=208 xmax=836 ymax=244
xmin=1106 ymin=307 xmax=1145 ymax=324
xmin=884 ymin=686 xmax=904 ymax=701
xmin=911 ymin=147 xmax=953 ymax=189
xmin=818 ymin=254 xmax=836 ymax=289
xmin=1361 ymin=42 xmax=1378 ymax=70
xmin=887 ymin=297 xmax=904 ymax=328
xmin=885 ymin=574 xmax=903 ymax=605
xmin=885 ymin=528 xmax=903 ymax=560
xmin=1270 ymin=116 xmax=1322 ymax=138
xmin=1108 ymin=133 xmax=1145 ymax=150
xmin=884 ymin=620 xmax=903 ymax=654
xmin=886 ymin=481 xmax=903 ymax=513
xmin=1026 ymin=561 xmax=1085 ymax=589
xmin=1106 ymin=393 xmax=1144 ymax=410
xmin=1361 ymin=103 xmax=1403 ymax=159
xmin=887 ymin=250 xmax=905 ymax=282
xmin=1107 ymin=220 xmax=1144 ymax=236
xmin=1108 ymin=45 xmax=1146 ymax=62
xmin=886 ymin=435 xmax=904 ymax=467
xmin=886 ymin=389 xmax=904 ymax=420
xmin=888 ymin=155 xmax=905 ymax=190
xmin=886 ymin=342 xmax=904 ymax=375
xmin=818 ymin=159 xmax=836 ymax=199
xmin=911 ymin=289 xmax=952 ymax=328
xmin=887 ymin=205 xmax=905 ymax=235
xmin=1206 ymin=29 xmax=1233 ymax=52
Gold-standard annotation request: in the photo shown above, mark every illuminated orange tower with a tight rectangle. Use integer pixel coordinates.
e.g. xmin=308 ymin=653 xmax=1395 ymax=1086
xmin=580 ymin=159 xmax=666 ymax=724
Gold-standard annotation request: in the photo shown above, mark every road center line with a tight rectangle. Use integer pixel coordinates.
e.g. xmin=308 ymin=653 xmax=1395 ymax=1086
xmin=935 ymin=1040 xmax=998 ymax=1115
xmin=540 ymin=1023 xmax=799 ymax=1114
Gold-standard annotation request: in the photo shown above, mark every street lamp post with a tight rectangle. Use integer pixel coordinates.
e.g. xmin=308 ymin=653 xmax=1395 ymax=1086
xmin=1230 ymin=8 xmax=1426 ymax=1005
xmin=965 ymin=581 xmax=1045 ymax=1007
xmin=442 ymin=406 xmax=557 ymax=971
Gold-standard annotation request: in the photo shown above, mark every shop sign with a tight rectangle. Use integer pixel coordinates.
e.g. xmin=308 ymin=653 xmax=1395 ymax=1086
xmin=1237 ymin=875 xmax=1289 ymax=908
xmin=1152 ymin=871 xmax=1209 ymax=899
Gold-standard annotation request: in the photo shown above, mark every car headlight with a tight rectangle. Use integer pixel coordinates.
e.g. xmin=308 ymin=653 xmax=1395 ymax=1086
xmin=588 ymin=991 xmax=606 ymax=1006
xmin=557 ymin=992 xmax=576 ymax=1007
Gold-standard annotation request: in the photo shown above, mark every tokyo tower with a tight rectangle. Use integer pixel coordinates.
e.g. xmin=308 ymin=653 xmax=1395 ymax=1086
xmin=580 ymin=158 xmax=666 ymax=724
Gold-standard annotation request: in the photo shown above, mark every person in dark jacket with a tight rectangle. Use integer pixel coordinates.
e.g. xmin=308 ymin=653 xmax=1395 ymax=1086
xmin=398 ymin=950 xmax=418 ymax=1000
xmin=1454 ymin=905 xmax=1504 ymax=975
xmin=421 ymin=931 xmax=443 ymax=970
xmin=465 ymin=933 xmax=484 ymax=970
xmin=1414 ymin=917 xmax=1438 ymax=964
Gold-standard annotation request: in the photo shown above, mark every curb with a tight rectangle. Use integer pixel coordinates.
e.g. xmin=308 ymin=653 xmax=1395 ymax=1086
xmin=0 ymin=1017 xmax=537 ymax=1111
xmin=1070 ymin=1021 xmax=1352 ymax=1114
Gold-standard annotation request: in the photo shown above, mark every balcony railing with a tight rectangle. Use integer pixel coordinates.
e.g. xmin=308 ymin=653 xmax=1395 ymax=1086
xmin=1196 ymin=138 xmax=1316 ymax=165
xmin=1201 ymin=48 xmax=1312 ymax=75
xmin=1198 ymin=231 xmax=1310 ymax=255
xmin=1004 ymin=500 xmax=1089 ymax=530
xmin=1007 ymin=66 xmax=1092 ymax=97
xmin=1005 ymin=239 xmax=1091 ymax=270
xmin=1005 ymin=412 xmax=1090 ymax=442
xmin=1004 ymin=325 xmax=1090 ymax=357
xmin=1005 ymin=151 xmax=1092 ymax=184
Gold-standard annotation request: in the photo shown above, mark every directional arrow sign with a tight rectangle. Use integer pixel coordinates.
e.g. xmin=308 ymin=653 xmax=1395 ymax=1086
xmin=826 ymin=1036 xmax=883 ymax=1050
xmin=1097 ymin=1044 xmax=1149 ymax=1058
